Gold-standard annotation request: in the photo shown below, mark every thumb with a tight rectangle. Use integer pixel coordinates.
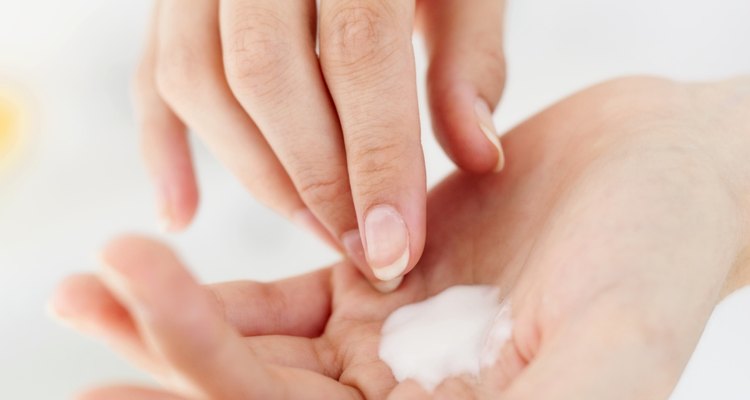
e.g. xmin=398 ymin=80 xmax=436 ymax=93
xmin=418 ymin=0 xmax=507 ymax=173
xmin=97 ymin=235 xmax=356 ymax=400
xmin=98 ymin=235 xmax=280 ymax=399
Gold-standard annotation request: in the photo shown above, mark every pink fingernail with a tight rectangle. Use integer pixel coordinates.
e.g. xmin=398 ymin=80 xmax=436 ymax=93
xmin=364 ymin=205 xmax=410 ymax=281
xmin=474 ymin=98 xmax=505 ymax=172
xmin=372 ymin=276 xmax=404 ymax=293
xmin=46 ymin=303 xmax=78 ymax=330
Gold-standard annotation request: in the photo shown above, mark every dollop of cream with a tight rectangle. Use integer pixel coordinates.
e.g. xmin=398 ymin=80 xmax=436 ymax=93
xmin=379 ymin=285 xmax=512 ymax=391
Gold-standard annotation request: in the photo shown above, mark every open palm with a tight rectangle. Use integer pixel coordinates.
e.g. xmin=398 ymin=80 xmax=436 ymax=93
xmin=52 ymin=77 xmax=750 ymax=400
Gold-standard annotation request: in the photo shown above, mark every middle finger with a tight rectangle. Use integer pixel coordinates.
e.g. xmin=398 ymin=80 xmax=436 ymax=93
xmin=220 ymin=0 xmax=360 ymax=255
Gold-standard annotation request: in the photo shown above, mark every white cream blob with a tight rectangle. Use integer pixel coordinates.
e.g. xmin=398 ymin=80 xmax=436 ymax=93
xmin=379 ymin=285 xmax=513 ymax=391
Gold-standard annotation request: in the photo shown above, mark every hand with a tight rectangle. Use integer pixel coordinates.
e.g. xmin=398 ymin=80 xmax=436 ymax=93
xmin=133 ymin=0 xmax=508 ymax=287
xmin=54 ymin=76 xmax=750 ymax=399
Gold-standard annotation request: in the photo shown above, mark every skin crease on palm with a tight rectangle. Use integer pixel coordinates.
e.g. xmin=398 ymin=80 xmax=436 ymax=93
xmin=51 ymin=77 xmax=750 ymax=400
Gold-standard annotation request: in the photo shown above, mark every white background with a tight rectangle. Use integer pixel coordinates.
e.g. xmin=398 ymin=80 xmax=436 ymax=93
xmin=1 ymin=0 xmax=749 ymax=398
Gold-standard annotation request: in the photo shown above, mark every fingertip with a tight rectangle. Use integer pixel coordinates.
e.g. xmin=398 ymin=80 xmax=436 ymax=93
xmin=421 ymin=0 xmax=507 ymax=174
xmin=372 ymin=249 xmax=410 ymax=282
xmin=96 ymin=234 xmax=188 ymax=313
xmin=473 ymin=98 xmax=505 ymax=173
xmin=427 ymin=80 xmax=503 ymax=174
xmin=48 ymin=273 xmax=137 ymax=344
xmin=97 ymin=234 xmax=222 ymax=347
xmin=363 ymin=204 xmax=412 ymax=282
xmin=98 ymin=234 xmax=173 ymax=274
xmin=154 ymin=171 xmax=199 ymax=234
xmin=172 ymin=188 xmax=199 ymax=233
xmin=138 ymin=103 xmax=198 ymax=234
xmin=372 ymin=275 xmax=404 ymax=293
xmin=344 ymin=205 xmax=424 ymax=288
xmin=341 ymin=229 xmax=406 ymax=293
xmin=49 ymin=273 xmax=97 ymax=321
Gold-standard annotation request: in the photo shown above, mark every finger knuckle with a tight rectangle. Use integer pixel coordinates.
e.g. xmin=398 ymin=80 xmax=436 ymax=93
xmin=347 ymin=135 xmax=405 ymax=187
xmin=296 ymin=171 xmax=350 ymax=211
xmin=321 ymin=2 xmax=401 ymax=72
xmin=223 ymin=9 xmax=291 ymax=95
xmin=154 ymin=44 xmax=210 ymax=101
xmin=477 ymin=44 xmax=507 ymax=94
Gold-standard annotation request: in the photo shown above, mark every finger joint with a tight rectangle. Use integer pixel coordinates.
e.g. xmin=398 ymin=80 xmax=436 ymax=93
xmin=321 ymin=3 xmax=403 ymax=73
xmin=223 ymin=9 xmax=292 ymax=96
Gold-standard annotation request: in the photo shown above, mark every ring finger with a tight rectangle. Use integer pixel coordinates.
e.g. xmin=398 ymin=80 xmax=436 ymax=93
xmin=153 ymin=0 xmax=316 ymax=231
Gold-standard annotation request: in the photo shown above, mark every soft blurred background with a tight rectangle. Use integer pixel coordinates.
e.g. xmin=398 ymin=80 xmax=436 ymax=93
xmin=1 ymin=0 xmax=749 ymax=398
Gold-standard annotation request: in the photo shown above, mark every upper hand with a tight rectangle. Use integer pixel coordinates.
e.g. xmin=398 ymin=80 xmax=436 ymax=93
xmin=133 ymin=0 xmax=508 ymax=288
xmin=56 ymin=76 xmax=750 ymax=399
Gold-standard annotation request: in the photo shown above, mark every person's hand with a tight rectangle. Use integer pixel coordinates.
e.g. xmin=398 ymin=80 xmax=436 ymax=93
xmin=54 ymin=76 xmax=750 ymax=399
xmin=133 ymin=0 xmax=508 ymax=288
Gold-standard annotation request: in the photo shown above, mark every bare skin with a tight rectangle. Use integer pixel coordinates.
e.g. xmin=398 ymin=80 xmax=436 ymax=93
xmin=136 ymin=0 xmax=509 ymax=289
xmin=52 ymin=76 xmax=750 ymax=399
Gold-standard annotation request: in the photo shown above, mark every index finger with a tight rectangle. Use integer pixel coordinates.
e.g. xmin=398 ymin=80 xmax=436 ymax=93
xmin=319 ymin=0 xmax=425 ymax=285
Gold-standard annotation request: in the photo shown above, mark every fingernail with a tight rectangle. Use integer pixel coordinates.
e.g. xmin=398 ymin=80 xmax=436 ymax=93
xmin=292 ymin=208 xmax=339 ymax=249
xmin=364 ymin=205 xmax=410 ymax=281
xmin=341 ymin=229 xmax=367 ymax=269
xmin=97 ymin=261 xmax=150 ymax=319
xmin=372 ymin=276 xmax=404 ymax=293
xmin=47 ymin=309 xmax=76 ymax=329
xmin=46 ymin=300 xmax=80 ymax=330
xmin=475 ymin=98 xmax=505 ymax=172
xmin=156 ymin=184 xmax=174 ymax=232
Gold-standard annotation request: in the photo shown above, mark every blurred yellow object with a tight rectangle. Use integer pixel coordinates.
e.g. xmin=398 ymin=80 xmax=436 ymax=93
xmin=0 ymin=90 xmax=23 ymax=171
